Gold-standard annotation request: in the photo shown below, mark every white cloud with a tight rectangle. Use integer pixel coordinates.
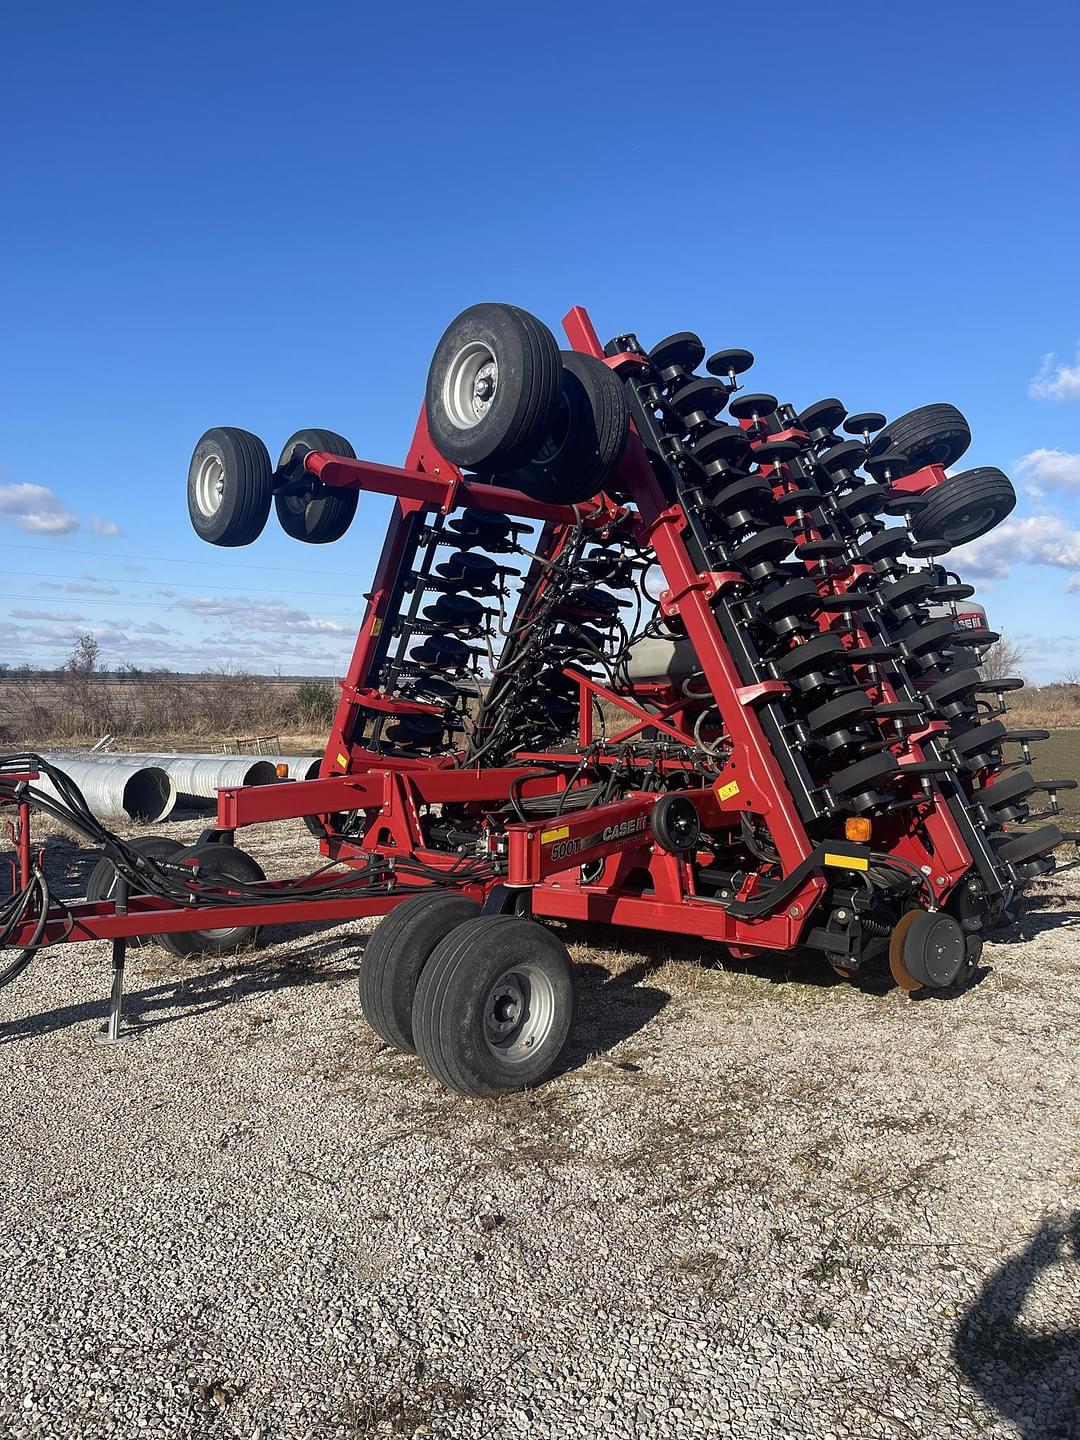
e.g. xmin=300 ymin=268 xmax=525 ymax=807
xmin=11 ymin=607 xmax=84 ymax=621
xmin=1015 ymin=448 xmax=1080 ymax=497
xmin=41 ymin=580 xmax=121 ymax=596
xmin=1029 ymin=349 xmax=1080 ymax=402
xmin=175 ymin=594 xmax=348 ymax=634
xmin=0 ymin=479 xmax=123 ymax=539
xmin=0 ymin=482 xmax=79 ymax=536
xmin=952 ymin=514 xmax=1080 ymax=583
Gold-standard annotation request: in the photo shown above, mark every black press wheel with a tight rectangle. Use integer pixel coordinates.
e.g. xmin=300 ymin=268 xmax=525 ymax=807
xmin=869 ymin=403 xmax=972 ymax=471
xmin=412 ymin=916 xmax=577 ymax=1097
xmin=910 ymin=467 xmax=1016 ymax=547
xmin=889 ymin=910 xmax=969 ymax=991
xmin=187 ymin=427 xmax=274 ymax=547
xmin=274 ymin=429 xmax=359 ymax=544
xmin=358 ymin=890 xmax=481 ymax=1052
xmin=651 ymin=793 xmax=702 ymax=853
xmin=425 ymin=303 xmax=562 ymax=473
xmin=159 ymin=842 xmax=266 ymax=958
xmin=504 ymin=351 xmax=630 ymax=504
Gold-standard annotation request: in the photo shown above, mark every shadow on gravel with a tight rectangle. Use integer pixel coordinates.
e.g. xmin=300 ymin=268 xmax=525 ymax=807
xmin=954 ymin=1211 xmax=1080 ymax=1440
xmin=0 ymin=838 xmax=100 ymax=903
xmin=560 ymin=955 xmax=671 ymax=1071
xmin=0 ymin=931 xmax=363 ymax=1045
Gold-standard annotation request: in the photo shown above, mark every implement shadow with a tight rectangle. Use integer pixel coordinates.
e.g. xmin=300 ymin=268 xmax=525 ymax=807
xmin=0 ymin=929 xmax=364 ymax=1045
xmin=954 ymin=1212 xmax=1080 ymax=1440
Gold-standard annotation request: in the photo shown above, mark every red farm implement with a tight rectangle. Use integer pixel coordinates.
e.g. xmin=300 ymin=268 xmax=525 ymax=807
xmin=3 ymin=303 xmax=1077 ymax=1094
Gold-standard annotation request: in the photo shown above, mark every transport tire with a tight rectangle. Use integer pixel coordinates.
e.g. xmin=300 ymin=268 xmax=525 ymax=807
xmin=910 ymin=467 xmax=1016 ymax=546
xmin=86 ymin=836 xmax=185 ymax=944
xmin=425 ymin=303 xmax=562 ymax=472
xmin=504 ymin=352 xmax=629 ymax=504
xmin=358 ymin=891 xmax=481 ymax=1052
xmin=187 ymin=427 xmax=274 ymax=547
xmin=869 ymin=403 xmax=971 ymax=471
xmin=159 ymin=842 xmax=266 ymax=958
xmin=412 ymin=916 xmax=576 ymax=1096
xmin=274 ymin=429 xmax=359 ymax=544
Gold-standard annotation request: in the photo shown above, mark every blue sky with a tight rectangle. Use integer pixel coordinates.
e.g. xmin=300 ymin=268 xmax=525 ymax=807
xmin=1 ymin=1 xmax=1078 ymax=681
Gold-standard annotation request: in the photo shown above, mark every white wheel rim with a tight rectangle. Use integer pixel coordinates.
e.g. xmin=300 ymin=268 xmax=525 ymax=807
xmin=482 ymin=962 xmax=557 ymax=1065
xmin=194 ymin=454 xmax=226 ymax=517
xmin=443 ymin=341 xmax=498 ymax=430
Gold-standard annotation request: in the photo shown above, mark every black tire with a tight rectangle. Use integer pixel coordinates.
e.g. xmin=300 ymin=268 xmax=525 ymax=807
xmin=159 ymin=843 xmax=266 ymax=958
xmin=869 ymin=403 xmax=972 ymax=471
xmin=412 ymin=916 xmax=576 ymax=1097
xmin=274 ymin=429 xmax=359 ymax=545
xmin=425 ymin=304 xmax=561 ymax=473
xmin=504 ymin=352 xmax=630 ymax=504
xmin=187 ymin=427 xmax=273 ymax=547
xmin=359 ymin=891 xmax=481 ymax=1052
xmin=86 ymin=837 xmax=185 ymax=946
xmin=911 ymin=467 xmax=1016 ymax=547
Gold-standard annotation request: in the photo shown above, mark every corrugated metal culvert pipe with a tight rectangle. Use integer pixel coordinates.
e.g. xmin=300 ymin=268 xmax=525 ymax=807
xmin=35 ymin=758 xmax=177 ymax=822
xmin=70 ymin=753 xmax=279 ymax=800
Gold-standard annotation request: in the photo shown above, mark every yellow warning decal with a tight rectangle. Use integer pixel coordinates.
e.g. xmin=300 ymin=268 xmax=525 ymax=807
xmin=541 ymin=826 xmax=570 ymax=844
xmin=717 ymin=780 xmax=740 ymax=802
xmin=336 ymin=753 xmax=349 ymax=770
xmin=370 ymin=617 xmax=383 ymax=636
xmin=824 ymin=852 xmax=869 ymax=871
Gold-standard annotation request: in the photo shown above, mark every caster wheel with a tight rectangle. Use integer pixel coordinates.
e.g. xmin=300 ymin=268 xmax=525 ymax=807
xmin=86 ymin=836 xmax=185 ymax=947
xmin=159 ymin=843 xmax=266 ymax=958
xmin=274 ymin=429 xmax=358 ymax=544
xmin=504 ymin=352 xmax=629 ymax=504
xmin=188 ymin=427 xmax=273 ymax=547
xmin=910 ymin=467 xmax=1016 ymax=546
xmin=869 ymin=403 xmax=972 ymax=470
xmin=425 ymin=303 xmax=561 ymax=473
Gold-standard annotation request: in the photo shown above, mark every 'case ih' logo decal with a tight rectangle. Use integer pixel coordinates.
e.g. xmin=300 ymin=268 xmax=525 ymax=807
xmin=546 ymin=814 xmax=649 ymax=863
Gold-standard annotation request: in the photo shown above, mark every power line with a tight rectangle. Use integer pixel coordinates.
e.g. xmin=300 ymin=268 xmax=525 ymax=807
xmin=2 ymin=568 xmax=352 ymax=599
xmin=0 ymin=539 xmax=374 ymax=577
xmin=0 ymin=592 xmax=359 ymax=623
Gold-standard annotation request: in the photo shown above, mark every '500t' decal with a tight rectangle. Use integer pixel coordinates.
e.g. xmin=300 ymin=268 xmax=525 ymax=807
xmin=541 ymin=814 xmax=650 ymax=863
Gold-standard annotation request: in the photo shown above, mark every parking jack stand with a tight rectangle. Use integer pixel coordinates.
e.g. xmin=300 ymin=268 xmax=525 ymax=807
xmin=92 ymin=875 xmax=139 ymax=1047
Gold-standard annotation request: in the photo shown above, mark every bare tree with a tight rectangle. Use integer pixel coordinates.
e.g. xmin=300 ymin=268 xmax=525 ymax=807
xmin=980 ymin=632 xmax=1025 ymax=682
xmin=64 ymin=632 xmax=100 ymax=676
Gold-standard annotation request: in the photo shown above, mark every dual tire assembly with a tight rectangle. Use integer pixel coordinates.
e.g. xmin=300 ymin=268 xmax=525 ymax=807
xmin=359 ymin=893 xmax=577 ymax=1097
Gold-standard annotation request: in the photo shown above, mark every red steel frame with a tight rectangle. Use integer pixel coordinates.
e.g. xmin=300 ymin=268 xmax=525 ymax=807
xmin=2 ymin=306 xmax=976 ymax=958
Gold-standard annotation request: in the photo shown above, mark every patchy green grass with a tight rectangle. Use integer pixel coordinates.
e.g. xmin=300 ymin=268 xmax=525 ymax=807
xmin=1033 ymin=728 xmax=1080 ymax=829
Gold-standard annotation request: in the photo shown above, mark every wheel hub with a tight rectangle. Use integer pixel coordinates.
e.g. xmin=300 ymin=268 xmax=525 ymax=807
xmin=443 ymin=342 xmax=499 ymax=429
xmin=482 ymin=964 xmax=556 ymax=1063
xmin=194 ymin=455 xmax=226 ymax=516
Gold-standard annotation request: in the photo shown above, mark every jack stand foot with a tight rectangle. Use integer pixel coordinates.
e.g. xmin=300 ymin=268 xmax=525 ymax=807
xmin=91 ymin=934 xmax=140 ymax=1047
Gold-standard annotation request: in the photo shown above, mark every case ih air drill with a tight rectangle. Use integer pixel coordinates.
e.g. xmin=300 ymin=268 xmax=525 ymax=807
xmin=3 ymin=304 xmax=1077 ymax=1095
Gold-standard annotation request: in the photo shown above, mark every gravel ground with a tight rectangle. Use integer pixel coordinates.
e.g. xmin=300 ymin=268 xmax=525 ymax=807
xmin=1 ymin=816 xmax=1078 ymax=1440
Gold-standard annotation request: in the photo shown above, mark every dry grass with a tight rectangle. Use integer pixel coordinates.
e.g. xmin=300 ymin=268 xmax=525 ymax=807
xmin=0 ymin=670 xmax=337 ymax=746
